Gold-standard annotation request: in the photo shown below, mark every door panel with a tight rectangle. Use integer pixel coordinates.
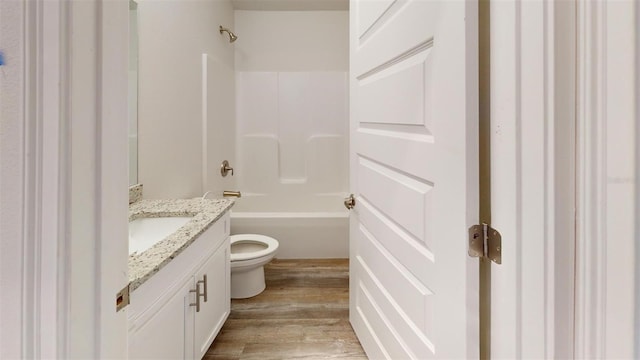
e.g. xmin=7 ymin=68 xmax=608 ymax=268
xmin=355 ymin=130 xmax=435 ymax=181
xmin=349 ymin=0 xmax=479 ymax=358
xmin=357 ymin=58 xmax=431 ymax=126
xmin=356 ymin=256 xmax=434 ymax=356
xmin=355 ymin=279 xmax=418 ymax=359
xmin=357 ymin=158 xmax=433 ymax=242
xmin=353 ymin=1 xmax=438 ymax=76
xmin=357 ymin=225 xmax=432 ymax=328
xmin=356 ymin=0 xmax=395 ymax=38
xmin=357 ymin=199 xmax=435 ymax=286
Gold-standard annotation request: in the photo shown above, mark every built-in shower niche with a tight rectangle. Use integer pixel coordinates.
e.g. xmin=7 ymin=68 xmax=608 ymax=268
xmin=236 ymin=71 xmax=348 ymax=197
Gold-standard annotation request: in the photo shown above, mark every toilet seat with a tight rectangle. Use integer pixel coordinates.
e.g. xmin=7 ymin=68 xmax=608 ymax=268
xmin=230 ymin=234 xmax=279 ymax=262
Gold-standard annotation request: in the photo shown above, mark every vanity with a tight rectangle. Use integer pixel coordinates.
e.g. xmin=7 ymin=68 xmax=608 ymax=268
xmin=126 ymin=197 xmax=234 ymax=359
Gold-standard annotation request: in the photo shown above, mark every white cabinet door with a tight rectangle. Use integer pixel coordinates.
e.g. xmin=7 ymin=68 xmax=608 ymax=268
xmin=193 ymin=238 xmax=230 ymax=359
xmin=128 ymin=279 xmax=195 ymax=360
xmin=349 ymin=0 xmax=479 ymax=358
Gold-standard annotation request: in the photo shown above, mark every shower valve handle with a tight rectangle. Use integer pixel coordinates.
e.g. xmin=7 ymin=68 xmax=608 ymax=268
xmin=221 ymin=160 xmax=234 ymax=177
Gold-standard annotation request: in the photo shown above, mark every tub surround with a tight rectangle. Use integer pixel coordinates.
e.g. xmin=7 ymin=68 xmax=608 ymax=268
xmin=128 ymin=198 xmax=234 ymax=291
xmin=236 ymin=71 xmax=348 ymax=198
xmin=231 ymin=195 xmax=348 ymax=259
xmin=129 ymin=183 xmax=143 ymax=204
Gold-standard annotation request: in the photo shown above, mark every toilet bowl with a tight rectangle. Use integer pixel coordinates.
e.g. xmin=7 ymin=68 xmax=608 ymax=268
xmin=230 ymin=234 xmax=279 ymax=299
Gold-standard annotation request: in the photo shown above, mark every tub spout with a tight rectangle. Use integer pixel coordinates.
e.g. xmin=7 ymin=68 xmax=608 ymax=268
xmin=223 ymin=190 xmax=242 ymax=198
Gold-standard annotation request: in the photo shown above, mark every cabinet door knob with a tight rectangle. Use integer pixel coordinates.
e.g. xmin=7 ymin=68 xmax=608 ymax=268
xmin=189 ymin=284 xmax=201 ymax=312
xmin=198 ymin=274 xmax=208 ymax=303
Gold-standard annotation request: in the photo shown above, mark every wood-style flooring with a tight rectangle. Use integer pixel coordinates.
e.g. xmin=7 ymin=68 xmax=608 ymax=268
xmin=204 ymin=259 xmax=367 ymax=360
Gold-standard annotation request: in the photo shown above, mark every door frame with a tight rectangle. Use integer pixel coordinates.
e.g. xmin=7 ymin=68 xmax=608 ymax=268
xmin=486 ymin=1 xmax=576 ymax=358
xmin=488 ymin=0 xmax=638 ymax=358
xmin=574 ymin=1 xmax=638 ymax=358
xmin=0 ymin=1 xmax=72 ymax=356
xmin=0 ymin=0 xmax=129 ymax=358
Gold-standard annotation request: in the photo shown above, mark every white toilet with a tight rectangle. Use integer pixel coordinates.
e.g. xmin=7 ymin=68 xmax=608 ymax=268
xmin=229 ymin=234 xmax=279 ymax=299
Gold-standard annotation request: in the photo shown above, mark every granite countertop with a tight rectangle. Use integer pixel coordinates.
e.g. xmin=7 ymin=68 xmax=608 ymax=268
xmin=128 ymin=198 xmax=235 ymax=291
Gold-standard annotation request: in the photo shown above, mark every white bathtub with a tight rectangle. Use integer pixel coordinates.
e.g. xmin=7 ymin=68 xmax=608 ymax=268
xmin=230 ymin=195 xmax=349 ymax=259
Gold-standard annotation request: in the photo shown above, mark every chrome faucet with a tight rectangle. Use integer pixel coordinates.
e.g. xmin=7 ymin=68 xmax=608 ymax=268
xmin=222 ymin=190 xmax=241 ymax=198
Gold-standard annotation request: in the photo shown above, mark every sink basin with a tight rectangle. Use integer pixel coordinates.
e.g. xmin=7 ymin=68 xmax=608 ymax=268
xmin=129 ymin=216 xmax=193 ymax=255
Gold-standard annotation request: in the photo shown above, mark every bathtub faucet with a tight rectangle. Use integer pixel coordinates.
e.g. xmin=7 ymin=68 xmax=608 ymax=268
xmin=223 ymin=190 xmax=242 ymax=198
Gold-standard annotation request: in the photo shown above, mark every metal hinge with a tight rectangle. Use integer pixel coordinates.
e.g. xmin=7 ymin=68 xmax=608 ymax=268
xmin=116 ymin=284 xmax=130 ymax=312
xmin=468 ymin=223 xmax=502 ymax=264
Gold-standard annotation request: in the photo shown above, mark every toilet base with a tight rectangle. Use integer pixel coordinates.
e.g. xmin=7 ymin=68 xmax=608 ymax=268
xmin=230 ymin=265 xmax=266 ymax=299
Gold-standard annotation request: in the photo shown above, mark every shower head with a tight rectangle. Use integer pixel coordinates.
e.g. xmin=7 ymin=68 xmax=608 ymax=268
xmin=219 ymin=26 xmax=238 ymax=43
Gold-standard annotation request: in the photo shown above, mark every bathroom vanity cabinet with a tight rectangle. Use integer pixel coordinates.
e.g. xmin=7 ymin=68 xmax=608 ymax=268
xmin=127 ymin=212 xmax=230 ymax=360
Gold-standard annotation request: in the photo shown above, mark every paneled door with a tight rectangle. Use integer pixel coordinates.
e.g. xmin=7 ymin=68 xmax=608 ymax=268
xmin=348 ymin=0 xmax=479 ymax=358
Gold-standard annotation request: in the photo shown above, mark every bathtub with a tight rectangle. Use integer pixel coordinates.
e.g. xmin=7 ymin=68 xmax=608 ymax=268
xmin=230 ymin=195 xmax=349 ymax=259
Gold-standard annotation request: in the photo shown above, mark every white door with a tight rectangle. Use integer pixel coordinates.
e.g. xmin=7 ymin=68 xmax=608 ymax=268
xmin=348 ymin=0 xmax=479 ymax=358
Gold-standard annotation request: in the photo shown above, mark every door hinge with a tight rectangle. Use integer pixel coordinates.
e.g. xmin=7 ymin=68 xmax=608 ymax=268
xmin=468 ymin=223 xmax=502 ymax=264
xmin=116 ymin=284 xmax=130 ymax=312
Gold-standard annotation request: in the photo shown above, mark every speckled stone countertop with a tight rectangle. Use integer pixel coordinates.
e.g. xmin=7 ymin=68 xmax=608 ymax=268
xmin=128 ymin=198 xmax=235 ymax=291
xmin=129 ymin=184 xmax=143 ymax=204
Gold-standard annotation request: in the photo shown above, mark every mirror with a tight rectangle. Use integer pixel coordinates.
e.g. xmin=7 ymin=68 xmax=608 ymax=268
xmin=128 ymin=0 xmax=139 ymax=185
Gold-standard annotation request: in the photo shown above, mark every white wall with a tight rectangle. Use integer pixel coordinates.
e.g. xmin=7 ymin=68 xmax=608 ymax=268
xmin=232 ymin=0 xmax=348 ymax=11
xmin=234 ymin=10 xmax=348 ymax=71
xmin=234 ymin=10 xmax=349 ymax=201
xmin=138 ymin=0 xmax=236 ymax=199
xmin=129 ymin=2 xmax=139 ymax=185
xmin=602 ymin=1 xmax=636 ymax=356
xmin=0 ymin=1 xmax=26 ymax=357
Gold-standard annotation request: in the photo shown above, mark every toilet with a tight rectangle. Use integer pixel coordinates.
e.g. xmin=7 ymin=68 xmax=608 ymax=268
xmin=229 ymin=234 xmax=279 ymax=299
